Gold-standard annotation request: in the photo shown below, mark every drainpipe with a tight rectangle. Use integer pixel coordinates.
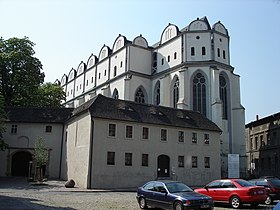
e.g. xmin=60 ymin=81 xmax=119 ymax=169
xmin=59 ymin=124 xmax=65 ymax=179
xmin=88 ymin=119 xmax=94 ymax=189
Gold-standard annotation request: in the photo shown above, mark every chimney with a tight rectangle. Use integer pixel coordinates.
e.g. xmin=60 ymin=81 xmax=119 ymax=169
xmin=256 ymin=115 xmax=259 ymax=121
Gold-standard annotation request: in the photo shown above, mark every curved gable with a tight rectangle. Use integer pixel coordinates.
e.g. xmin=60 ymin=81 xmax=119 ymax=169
xmin=98 ymin=45 xmax=111 ymax=61
xmin=133 ymin=34 xmax=148 ymax=48
xmin=61 ymin=74 xmax=68 ymax=86
xmin=161 ymin=24 xmax=179 ymax=44
xmin=77 ymin=62 xmax=86 ymax=76
xmin=68 ymin=68 xmax=77 ymax=81
xmin=112 ymin=35 xmax=127 ymax=52
xmin=87 ymin=54 xmax=98 ymax=68
xmin=213 ymin=21 xmax=228 ymax=35
xmin=188 ymin=18 xmax=211 ymax=31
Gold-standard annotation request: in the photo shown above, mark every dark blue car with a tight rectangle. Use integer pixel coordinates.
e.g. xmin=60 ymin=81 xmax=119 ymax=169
xmin=136 ymin=180 xmax=214 ymax=210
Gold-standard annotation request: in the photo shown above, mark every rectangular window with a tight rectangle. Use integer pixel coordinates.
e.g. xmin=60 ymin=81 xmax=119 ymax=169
xmin=205 ymin=157 xmax=210 ymax=168
xmin=255 ymin=136 xmax=258 ymax=149
xmin=11 ymin=124 xmax=18 ymax=134
xmin=125 ymin=153 xmax=132 ymax=166
xmin=126 ymin=125 xmax=133 ymax=139
xmin=107 ymin=152 xmax=115 ymax=165
xmin=223 ymin=50 xmax=226 ymax=59
xmin=250 ymin=137 xmax=253 ymax=150
xmin=204 ymin=134 xmax=209 ymax=144
xmin=192 ymin=156 xmax=198 ymax=168
xmin=202 ymin=46 xmax=206 ymax=55
xmin=217 ymin=48 xmax=220 ymax=57
xmin=178 ymin=131 xmax=184 ymax=143
xmin=174 ymin=52 xmax=177 ymax=59
xmin=267 ymin=133 xmax=270 ymax=146
xmin=108 ymin=124 xmax=116 ymax=137
xmin=167 ymin=55 xmax=170 ymax=62
xmin=192 ymin=132 xmax=197 ymax=144
xmin=178 ymin=156 xmax=184 ymax=167
xmin=161 ymin=129 xmax=167 ymax=141
xmin=142 ymin=127 xmax=149 ymax=140
xmin=191 ymin=47 xmax=195 ymax=56
xmin=142 ymin=154 xmax=149 ymax=167
xmin=45 ymin=125 xmax=52 ymax=133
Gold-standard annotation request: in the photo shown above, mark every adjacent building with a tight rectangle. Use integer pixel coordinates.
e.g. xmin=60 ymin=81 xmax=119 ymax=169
xmin=58 ymin=17 xmax=246 ymax=177
xmin=246 ymin=113 xmax=280 ymax=178
xmin=0 ymin=107 xmax=73 ymax=178
xmin=61 ymin=95 xmax=222 ymax=188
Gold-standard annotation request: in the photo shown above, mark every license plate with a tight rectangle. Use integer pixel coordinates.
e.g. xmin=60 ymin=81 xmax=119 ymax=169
xmin=257 ymin=190 xmax=264 ymax=194
xmin=201 ymin=205 xmax=210 ymax=208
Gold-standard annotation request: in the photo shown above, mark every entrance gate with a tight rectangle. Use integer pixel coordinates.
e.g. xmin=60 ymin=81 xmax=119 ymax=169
xmin=11 ymin=151 xmax=32 ymax=177
xmin=157 ymin=155 xmax=170 ymax=178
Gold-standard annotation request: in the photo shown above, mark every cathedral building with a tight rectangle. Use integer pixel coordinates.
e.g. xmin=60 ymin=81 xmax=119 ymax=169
xmin=59 ymin=17 xmax=246 ymax=178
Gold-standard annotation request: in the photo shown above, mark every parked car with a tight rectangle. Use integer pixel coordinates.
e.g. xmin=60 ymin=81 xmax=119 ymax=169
xmin=136 ymin=180 xmax=214 ymax=210
xmin=249 ymin=178 xmax=280 ymax=205
xmin=194 ymin=179 xmax=267 ymax=209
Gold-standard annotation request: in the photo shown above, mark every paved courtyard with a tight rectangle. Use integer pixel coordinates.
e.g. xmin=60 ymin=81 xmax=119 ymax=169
xmin=0 ymin=177 xmax=276 ymax=210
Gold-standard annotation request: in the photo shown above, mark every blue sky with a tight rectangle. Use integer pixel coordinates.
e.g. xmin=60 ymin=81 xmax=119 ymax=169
xmin=1 ymin=0 xmax=280 ymax=123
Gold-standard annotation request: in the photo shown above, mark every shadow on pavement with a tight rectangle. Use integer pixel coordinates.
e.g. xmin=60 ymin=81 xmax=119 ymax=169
xmin=0 ymin=194 xmax=75 ymax=210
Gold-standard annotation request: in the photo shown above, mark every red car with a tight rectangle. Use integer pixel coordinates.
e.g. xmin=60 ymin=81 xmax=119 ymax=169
xmin=194 ymin=179 xmax=267 ymax=209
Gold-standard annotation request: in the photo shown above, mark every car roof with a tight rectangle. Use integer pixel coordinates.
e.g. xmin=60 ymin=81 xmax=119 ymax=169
xmin=149 ymin=180 xmax=182 ymax=184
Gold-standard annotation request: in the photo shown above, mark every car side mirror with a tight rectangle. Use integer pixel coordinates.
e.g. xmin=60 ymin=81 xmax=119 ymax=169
xmin=204 ymin=186 xmax=209 ymax=191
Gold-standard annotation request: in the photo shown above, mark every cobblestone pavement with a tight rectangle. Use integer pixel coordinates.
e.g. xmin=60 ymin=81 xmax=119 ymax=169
xmin=0 ymin=177 xmax=276 ymax=210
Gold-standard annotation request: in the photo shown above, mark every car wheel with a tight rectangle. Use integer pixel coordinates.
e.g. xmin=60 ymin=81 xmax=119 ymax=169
xmin=265 ymin=195 xmax=272 ymax=205
xmin=230 ymin=196 xmax=242 ymax=209
xmin=138 ymin=197 xmax=148 ymax=209
xmin=173 ymin=201 xmax=183 ymax=210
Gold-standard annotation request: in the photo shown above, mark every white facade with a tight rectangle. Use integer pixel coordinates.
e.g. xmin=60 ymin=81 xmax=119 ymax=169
xmin=58 ymin=17 xmax=246 ymax=177
xmin=0 ymin=122 xmax=65 ymax=178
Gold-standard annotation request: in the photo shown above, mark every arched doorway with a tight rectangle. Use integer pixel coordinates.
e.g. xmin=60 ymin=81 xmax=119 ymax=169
xmin=157 ymin=155 xmax=170 ymax=178
xmin=11 ymin=151 xmax=32 ymax=177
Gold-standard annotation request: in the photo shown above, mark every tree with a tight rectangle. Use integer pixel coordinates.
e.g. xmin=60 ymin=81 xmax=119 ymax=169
xmin=35 ymin=83 xmax=66 ymax=107
xmin=0 ymin=37 xmax=45 ymax=107
xmin=34 ymin=137 xmax=48 ymax=182
xmin=0 ymin=93 xmax=7 ymax=151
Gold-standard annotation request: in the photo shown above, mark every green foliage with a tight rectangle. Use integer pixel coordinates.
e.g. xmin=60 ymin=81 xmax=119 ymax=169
xmin=0 ymin=36 xmax=44 ymax=107
xmin=36 ymin=83 xmax=66 ymax=107
xmin=34 ymin=137 xmax=48 ymax=167
xmin=0 ymin=93 xmax=7 ymax=151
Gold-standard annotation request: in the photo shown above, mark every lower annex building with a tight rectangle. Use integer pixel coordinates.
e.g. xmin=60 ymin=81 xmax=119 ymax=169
xmin=0 ymin=95 xmax=221 ymax=188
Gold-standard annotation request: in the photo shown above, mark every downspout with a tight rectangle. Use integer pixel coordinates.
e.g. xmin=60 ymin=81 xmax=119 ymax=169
xmin=87 ymin=118 xmax=94 ymax=189
xmin=59 ymin=123 xmax=65 ymax=179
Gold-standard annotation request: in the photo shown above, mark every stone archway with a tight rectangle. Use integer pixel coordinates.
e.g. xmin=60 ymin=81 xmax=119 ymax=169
xmin=11 ymin=151 xmax=32 ymax=177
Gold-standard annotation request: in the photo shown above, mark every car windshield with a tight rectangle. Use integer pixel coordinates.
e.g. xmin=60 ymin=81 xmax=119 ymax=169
xmin=235 ymin=179 xmax=254 ymax=187
xmin=165 ymin=182 xmax=193 ymax=193
xmin=270 ymin=179 xmax=280 ymax=187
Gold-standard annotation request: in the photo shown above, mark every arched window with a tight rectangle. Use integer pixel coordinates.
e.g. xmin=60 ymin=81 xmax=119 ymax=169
xmin=112 ymin=89 xmax=119 ymax=99
xmin=219 ymin=74 xmax=228 ymax=119
xmin=154 ymin=81 xmax=160 ymax=105
xmin=135 ymin=87 xmax=145 ymax=103
xmin=193 ymin=72 xmax=206 ymax=116
xmin=173 ymin=77 xmax=179 ymax=108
